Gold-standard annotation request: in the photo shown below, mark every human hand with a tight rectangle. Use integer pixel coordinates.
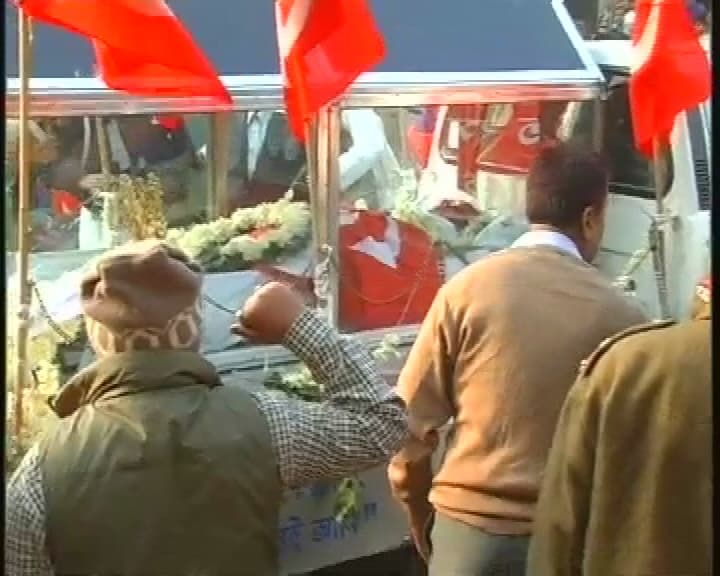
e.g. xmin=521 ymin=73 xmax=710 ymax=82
xmin=231 ymin=281 xmax=305 ymax=345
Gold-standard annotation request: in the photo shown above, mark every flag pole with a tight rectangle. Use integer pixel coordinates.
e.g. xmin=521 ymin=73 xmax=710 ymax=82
xmin=94 ymin=117 xmax=112 ymax=177
xmin=651 ymin=136 xmax=670 ymax=319
xmin=304 ymin=118 xmax=329 ymax=318
xmin=14 ymin=8 xmax=34 ymax=437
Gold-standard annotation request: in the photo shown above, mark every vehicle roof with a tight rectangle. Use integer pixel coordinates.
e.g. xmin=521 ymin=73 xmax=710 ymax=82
xmin=585 ymin=40 xmax=634 ymax=71
xmin=6 ymin=0 xmax=602 ymax=91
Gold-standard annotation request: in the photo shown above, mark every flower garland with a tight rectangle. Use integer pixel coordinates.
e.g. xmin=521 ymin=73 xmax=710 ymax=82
xmin=391 ymin=185 xmax=492 ymax=251
xmin=81 ymin=172 xmax=168 ymax=243
xmin=105 ymin=172 xmax=168 ymax=241
xmin=165 ymin=195 xmax=311 ymax=272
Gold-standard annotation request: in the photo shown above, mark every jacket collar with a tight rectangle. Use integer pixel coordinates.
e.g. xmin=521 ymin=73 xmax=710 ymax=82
xmin=50 ymin=350 xmax=222 ymax=418
xmin=511 ymin=230 xmax=583 ymax=261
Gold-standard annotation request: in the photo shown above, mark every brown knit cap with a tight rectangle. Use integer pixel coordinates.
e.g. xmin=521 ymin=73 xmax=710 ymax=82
xmin=81 ymin=240 xmax=203 ymax=355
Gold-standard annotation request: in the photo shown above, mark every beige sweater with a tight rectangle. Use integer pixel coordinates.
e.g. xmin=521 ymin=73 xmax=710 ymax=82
xmin=388 ymin=246 xmax=647 ymax=535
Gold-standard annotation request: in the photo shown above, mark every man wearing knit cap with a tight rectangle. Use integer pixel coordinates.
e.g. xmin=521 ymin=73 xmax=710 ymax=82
xmin=527 ymin=275 xmax=712 ymax=576
xmin=5 ymin=240 xmax=408 ymax=576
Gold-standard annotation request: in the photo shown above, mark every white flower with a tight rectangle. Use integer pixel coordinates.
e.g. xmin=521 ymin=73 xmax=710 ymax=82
xmin=163 ymin=200 xmax=311 ymax=271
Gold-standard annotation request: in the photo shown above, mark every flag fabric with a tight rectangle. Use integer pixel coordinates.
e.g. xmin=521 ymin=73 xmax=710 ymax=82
xmin=15 ymin=0 xmax=231 ymax=104
xmin=275 ymin=0 xmax=386 ymax=141
xmin=629 ymin=0 xmax=710 ymax=157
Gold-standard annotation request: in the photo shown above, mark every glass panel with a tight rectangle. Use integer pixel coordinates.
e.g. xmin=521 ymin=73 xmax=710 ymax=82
xmin=335 ymin=102 xmax=593 ymax=334
xmin=5 ymin=110 xmax=315 ymax=390
xmin=5 ymin=113 xmax=212 ymax=254
xmin=600 ymin=80 xmax=657 ymax=198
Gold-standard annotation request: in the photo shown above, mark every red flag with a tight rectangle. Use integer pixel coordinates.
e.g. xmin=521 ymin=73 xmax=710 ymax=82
xmin=629 ymin=0 xmax=710 ymax=157
xmin=16 ymin=0 xmax=231 ymax=105
xmin=275 ymin=0 xmax=385 ymax=141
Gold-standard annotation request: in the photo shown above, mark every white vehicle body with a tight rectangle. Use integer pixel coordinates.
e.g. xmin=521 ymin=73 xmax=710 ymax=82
xmin=419 ymin=40 xmax=711 ymax=321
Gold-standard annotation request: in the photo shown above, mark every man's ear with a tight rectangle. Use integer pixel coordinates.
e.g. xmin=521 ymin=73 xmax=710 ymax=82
xmin=581 ymin=205 xmax=596 ymax=233
xmin=582 ymin=198 xmax=607 ymax=232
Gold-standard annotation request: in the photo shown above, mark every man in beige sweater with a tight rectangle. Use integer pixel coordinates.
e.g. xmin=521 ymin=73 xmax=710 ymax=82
xmin=387 ymin=143 xmax=647 ymax=575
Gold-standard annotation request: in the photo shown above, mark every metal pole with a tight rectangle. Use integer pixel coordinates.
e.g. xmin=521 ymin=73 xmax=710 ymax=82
xmin=305 ymin=119 xmax=320 ymax=245
xmin=94 ymin=117 xmax=112 ymax=176
xmin=592 ymin=98 xmax=606 ymax=153
xmin=324 ymin=106 xmax=341 ymax=329
xmin=14 ymin=10 xmax=33 ymax=437
xmin=652 ymin=137 xmax=671 ymax=319
xmin=308 ymin=114 xmax=333 ymax=322
xmin=211 ymin=112 xmax=232 ymax=217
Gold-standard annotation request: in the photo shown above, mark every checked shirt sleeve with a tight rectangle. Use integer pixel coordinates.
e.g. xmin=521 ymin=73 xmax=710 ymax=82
xmin=250 ymin=309 xmax=409 ymax=488
xmin=5 ymin=444 xmax=55 ymax=576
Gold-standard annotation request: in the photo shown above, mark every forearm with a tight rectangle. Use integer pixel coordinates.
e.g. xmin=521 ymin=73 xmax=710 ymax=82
xmin=253 ymin=309 xmax=408 ymax=487
xmin=387 ymin=437 xmax=435 ymax=508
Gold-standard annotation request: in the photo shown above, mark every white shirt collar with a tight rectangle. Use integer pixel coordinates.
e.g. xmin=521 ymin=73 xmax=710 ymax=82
xmin=511 ymin=229 xmax=583 ymax=260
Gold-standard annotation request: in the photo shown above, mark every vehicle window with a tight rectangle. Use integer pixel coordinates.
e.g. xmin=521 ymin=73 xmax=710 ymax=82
xmin=333 ymin=102 xmax=589 ymax=334
xmin=601 ymin=80 xmax=659 ymax=198
xmin=5 ymin=114 xmax=215 ymax=254
xmin=5 ymin=110 xmax=317 ymax=389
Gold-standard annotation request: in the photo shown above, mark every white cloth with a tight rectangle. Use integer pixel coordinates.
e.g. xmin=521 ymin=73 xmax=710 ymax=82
xmin=246 ymin=109 xmax=400 ymax=207
xmin=346 ymin=213 xmax=402 ymax=269
xmin=78 ymin=206 xmax=113 ymax=251
xmin=338 ymin=109 xmax=401 ymax=210
xmin=247 ymin=111 xmax=274 ymax=176
xmin=511 ymin=229 xmax=582 ymax=260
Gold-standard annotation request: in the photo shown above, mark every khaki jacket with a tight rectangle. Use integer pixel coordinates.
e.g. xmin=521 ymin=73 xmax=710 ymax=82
xmin=528 ymin=308 xmax=712 ymax=576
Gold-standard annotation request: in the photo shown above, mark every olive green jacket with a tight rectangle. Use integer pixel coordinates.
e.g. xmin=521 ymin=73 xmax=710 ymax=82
xmin=528 ymin=309 xmax=712 ymax=576
xmin=38 ymin=350 xmax=282 ymax=576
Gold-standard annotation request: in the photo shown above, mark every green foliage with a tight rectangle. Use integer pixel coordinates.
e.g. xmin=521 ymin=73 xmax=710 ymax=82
xmin=5 ymin=318 xmax=88 ymax=476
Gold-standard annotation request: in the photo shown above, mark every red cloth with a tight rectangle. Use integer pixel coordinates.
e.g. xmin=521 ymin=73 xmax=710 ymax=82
xmin=454 ymin=104 xmax=486 ymax=193
xmin=275 ymin=0 xmax=385 ymax=141
xmin=338 ymin=211 xmax=442 ymax=332
xmin=51 ymin=189 xmax=83 ymax=217
xmin=153 ymin=115 xmax=184 ymax=131
xmin=406 ymin=107 xmax=439 ymax=169
xmin=476 ymin=103 xmax=545 ymax=176
xmin=456 ymin=103 xmax=546 ymax=192
xmin=630 ymin=0 xmax=710 ymax=157
xmin=17 ymin=0 xmax=231 ymax=104
xmin=407 ymin=125 xmax=434 ymax=169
